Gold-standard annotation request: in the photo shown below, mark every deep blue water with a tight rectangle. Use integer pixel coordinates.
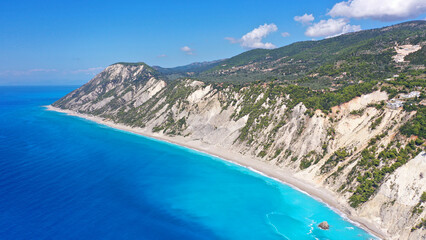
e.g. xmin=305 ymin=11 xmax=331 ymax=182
xmin=0 ymin=86 xmax=376 ymax=240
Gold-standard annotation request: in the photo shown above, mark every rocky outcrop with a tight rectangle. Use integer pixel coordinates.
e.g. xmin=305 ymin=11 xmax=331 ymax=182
xmin=318 ymin=221 xmax=329 ymax=230
xmin=53 ymin=63 xmax=165 ymax=113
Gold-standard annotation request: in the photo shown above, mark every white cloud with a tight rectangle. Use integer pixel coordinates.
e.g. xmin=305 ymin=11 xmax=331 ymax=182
xmin=281 ymin=32 xmax=290 ymax=37
xmin=0 ymin=67 xmax=106 ymax=77
xmin=328 ymin=0 xmax=426 ymax=21
xmin=0 ymin=69 xmax=57 ymax=76
xmin=29 ymin=69 xmax=57 ymax=73
xmin=157 ymin=54 xmax=167 ymax=58
xmin=305 ymin=18 xmax=361 ymax=38
xmin=224 ymin=37 xmax=240 ymax=44
xmin=294 ymin=13 xmax=315 ymax=25
xmin=70 ymin=67 xmax=103 ymax=75
xmin=181 ymin=46 xmax=194 ymax=55
xmin=226 ymin=23 xmax=278 ymax=49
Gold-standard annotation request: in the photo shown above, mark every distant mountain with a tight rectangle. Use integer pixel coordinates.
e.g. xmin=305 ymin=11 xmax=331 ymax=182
xmin=196 ymin=20 xmax=425 ymax=86
xmin=152 ymin=60 xmax=224 ymax=80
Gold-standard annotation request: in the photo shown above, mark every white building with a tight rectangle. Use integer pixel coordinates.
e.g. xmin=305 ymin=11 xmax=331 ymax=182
xmin=400 ymin=91 xmax=420 ymax=99
xmin=387 ymin=99 xmax=404 ymax=110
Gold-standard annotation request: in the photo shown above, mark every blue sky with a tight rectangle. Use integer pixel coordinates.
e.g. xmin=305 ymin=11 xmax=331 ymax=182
xmin=0 ymin=0 xmax=425 ymax=85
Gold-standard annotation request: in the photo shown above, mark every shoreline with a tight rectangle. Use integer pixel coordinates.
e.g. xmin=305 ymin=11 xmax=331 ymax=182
xmin=46 ymin=105 xmax=387 ymax=239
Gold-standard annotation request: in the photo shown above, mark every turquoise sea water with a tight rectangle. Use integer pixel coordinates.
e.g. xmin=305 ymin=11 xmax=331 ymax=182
xmin=0 ymin=86 xmax=376 ymax=239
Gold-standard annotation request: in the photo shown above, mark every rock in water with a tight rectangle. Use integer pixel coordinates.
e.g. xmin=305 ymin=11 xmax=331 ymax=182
xmin=318 ymin=221 xmax=329 ymax=230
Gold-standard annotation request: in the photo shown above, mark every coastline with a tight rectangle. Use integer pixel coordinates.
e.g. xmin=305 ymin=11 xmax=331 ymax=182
xmin=46 ymin=105 xmax=387 ymax=239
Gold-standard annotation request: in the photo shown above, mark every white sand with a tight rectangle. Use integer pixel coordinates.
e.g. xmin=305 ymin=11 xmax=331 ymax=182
xmin=46 ymin=105 xmax=387 ymax=239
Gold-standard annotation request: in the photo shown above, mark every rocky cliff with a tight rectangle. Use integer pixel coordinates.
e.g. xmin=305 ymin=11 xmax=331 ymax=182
xmin=52 ymin=62 xmax=425 ymax=239
xmin=52 ymin=21 xmax=426 ymax=239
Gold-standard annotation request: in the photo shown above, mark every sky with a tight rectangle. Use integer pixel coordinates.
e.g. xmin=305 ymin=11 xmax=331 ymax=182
xmin=0 ymin=0 xmax=425 ymax=85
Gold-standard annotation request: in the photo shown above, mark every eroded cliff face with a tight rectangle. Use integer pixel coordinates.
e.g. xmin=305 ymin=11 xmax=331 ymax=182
xmin=53 ymin=63 xmax=426 ymax=239
xmin=359 ymin=152 xmax=426 ymax=239
xmin=54 ymin=63 xmax=165 ymax=113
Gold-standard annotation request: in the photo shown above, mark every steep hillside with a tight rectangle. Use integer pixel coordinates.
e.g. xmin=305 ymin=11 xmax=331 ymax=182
xmin=52 ymin=21 xmax=426 ymax=239
xmin=199 ymin=21 xmax=425 ymax=87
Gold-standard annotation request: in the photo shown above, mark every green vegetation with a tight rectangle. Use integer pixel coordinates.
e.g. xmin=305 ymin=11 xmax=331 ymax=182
xmin=232 ymin=80 xmax=379 ymax=142
xmin=411 ymin=218 xmax=426 ymax=232
xmin=370 ymin=116 xmax=384 ymax=130
xmin=299 ymin=158 xmax=312 ymax=169
xmin=367 ymin=101 xmax=385 ymax=110
xmin=350 ymin=108 xmax=365 ymax=116
xmin=321 ymin=149 xmax=349 ymax=173
xmin=400 ymin=106 xmax=426 ymax=138
xmin=411 ymin=192 xmax=426 ymax=231
xmin=412 ymin=192 xmax=426 ymax=215
xmin=257 ymin=150 xmax=267 ymax=158
xmin=152 ymin=114 xmax=188 ymax=136
xmin=299 ymin=151 xmax=318 ymax=170
xmin=196 ymin=21 xmax=425 ymax=87
xmin=290 ymin=81 xmax=378 ymax=111
xmin=421 ymin=192 xmax=426 ymax=202
xmin=272 ymin=149 xmax=282 ymax=159
xmin=388 ymin=70 xmax=426 ymax=88
xmin=405 ymin=45 xmax=426 ymax=65
xmin=349 ymin=140 xmax=423 ymax=208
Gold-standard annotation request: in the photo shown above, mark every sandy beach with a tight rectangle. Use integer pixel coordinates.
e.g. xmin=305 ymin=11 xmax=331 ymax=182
xmin=46 ymin=105 xmax=387 ymax=239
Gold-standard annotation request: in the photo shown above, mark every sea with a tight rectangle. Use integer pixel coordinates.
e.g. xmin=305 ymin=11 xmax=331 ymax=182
xmin=0 ymin=86 xmax=376 ymax=239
